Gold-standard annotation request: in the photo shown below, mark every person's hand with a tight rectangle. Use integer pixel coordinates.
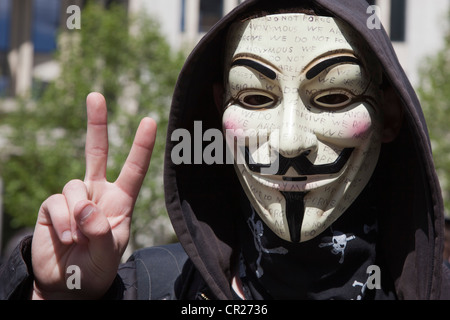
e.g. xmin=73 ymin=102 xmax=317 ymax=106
xmin=31 ymin=92 xmax=157 ymax=299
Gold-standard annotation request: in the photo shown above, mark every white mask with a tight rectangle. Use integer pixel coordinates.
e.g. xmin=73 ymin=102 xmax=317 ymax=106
xmin=222 ymin=13 xmax=384 ymax=242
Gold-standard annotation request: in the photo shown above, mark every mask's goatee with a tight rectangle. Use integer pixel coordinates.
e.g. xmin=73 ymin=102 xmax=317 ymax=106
xmin=279 ymin=191 xmax=307 ymax=242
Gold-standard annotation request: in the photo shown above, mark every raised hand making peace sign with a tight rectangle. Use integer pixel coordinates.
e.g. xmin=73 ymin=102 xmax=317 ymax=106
xmin=31 ymin=93 xmax=157 ymax=299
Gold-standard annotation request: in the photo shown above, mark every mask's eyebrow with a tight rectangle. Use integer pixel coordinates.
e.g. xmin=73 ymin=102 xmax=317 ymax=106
xmin=305 ymin=56 xmax=361 ymax=80
xmin=231 ymin=58 xmax=277 ymax=80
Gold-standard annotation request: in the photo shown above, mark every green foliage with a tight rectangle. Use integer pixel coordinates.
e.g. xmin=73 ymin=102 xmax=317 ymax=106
xmin=417 ymin=14 xmax=450 ymax=216
xmin=0 ymin=3 xmax=185 ymax=248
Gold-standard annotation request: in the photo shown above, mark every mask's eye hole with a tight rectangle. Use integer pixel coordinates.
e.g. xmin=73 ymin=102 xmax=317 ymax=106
xmin=238 ymin=91 xmax=277 ymax=109
xmin=312 ymin=91 xmax=353 ymax=109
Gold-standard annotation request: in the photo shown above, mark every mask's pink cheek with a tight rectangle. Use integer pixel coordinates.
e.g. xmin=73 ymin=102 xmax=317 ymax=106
xmin=223 ymin=119 xmax=237 ymax=131
xmin=318 ymin=103 xmax=379 ymax=144
xmin=223 ymin=107 xmax=249 ymax=134
xmin=349 ymin=119 xmax=373 ymax=140
xmin=318 ymin=115 xmax=375 ymax=147
xmin=223 ymin=116 xmax=248 ymax=140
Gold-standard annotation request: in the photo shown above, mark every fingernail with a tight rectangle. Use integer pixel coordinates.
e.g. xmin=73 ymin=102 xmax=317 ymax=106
xmin=62 ymin=230 xmax=72 ymax=242
xmin=79 ymin=205 xmax=95 ymax=221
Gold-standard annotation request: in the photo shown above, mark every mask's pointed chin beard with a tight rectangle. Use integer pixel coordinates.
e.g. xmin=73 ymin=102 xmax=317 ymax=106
xmin=279 ymin=191 xmax=307 ymax=243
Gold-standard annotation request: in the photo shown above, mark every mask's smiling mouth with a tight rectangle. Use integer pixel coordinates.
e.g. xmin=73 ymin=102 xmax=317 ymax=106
xmin=243 ymin=146 xmax=354 ymax=177
xmin=282 ymin=176 xmax=308 ymax=182
xmin=239 ymin=146 xmax=354 ymax=192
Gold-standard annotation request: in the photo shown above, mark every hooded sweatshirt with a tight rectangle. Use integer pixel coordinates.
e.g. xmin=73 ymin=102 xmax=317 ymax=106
xmin=1 ymin=0 xmax=449 ymax=300
xmin=162 ymin=0 xmax=449 ymax=300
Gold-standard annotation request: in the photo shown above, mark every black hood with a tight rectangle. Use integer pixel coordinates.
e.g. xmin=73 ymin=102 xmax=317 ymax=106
xmin=163 ymin=0 xmax=446 ymax=299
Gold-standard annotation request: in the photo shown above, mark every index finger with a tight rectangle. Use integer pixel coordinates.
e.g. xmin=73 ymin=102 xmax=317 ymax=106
xmin=115 ymin=117 xmax=157 ymax=200
xmin=84 ymin=92 xmax=109 ymax=182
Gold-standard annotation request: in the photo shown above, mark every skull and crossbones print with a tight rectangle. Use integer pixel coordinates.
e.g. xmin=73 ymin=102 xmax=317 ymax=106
xmin=319 ymin=231 xmax=356 ymax=264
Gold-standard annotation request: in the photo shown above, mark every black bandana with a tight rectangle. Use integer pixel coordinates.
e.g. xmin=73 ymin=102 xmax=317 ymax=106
xmin=237 ymin=181 xmax=396 ymax=300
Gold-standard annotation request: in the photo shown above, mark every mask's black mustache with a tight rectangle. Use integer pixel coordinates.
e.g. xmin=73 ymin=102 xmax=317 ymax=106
xmin=243 ymin=147 xmax=354 ymax=176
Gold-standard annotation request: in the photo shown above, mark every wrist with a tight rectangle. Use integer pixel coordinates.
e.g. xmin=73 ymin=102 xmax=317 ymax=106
xmin=31 ymin=281 xmax=46 ymax=300
xmin=31 ymin=275 xmax=119 ymax=300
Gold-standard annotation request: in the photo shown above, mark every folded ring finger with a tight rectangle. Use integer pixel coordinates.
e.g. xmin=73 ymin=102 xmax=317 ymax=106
xmin=62 ymin=179 xmax=89 ymax=236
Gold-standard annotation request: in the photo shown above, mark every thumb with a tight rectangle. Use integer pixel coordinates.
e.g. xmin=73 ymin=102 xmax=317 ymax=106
xmin=74 ymin=201 xmax=114 ymax=256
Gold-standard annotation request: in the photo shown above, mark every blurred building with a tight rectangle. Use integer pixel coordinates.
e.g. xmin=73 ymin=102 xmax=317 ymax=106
xmin=1 ymin=0 xmax=77 ymax=97
xmin=372 ymin=0 xmax=450 ymax=86
xmin=0 ymin=0 xmax=128 ymax=97
xmin=128 ymin=0 xmax=245 ymax=49
xmin=138 ymin=0 xmax=450 ymax=87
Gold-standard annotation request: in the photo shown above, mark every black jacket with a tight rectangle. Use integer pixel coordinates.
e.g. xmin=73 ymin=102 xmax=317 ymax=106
xmin=1 ymin=0 xmax=450 ymax=299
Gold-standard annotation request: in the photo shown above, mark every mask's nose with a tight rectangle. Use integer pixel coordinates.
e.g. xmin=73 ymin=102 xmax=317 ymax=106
xmin=271 ymin=94 xmax=318 ymax=159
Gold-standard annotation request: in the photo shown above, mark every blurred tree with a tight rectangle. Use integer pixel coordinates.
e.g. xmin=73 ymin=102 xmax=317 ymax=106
xmin=0 ymin=3 xmax=185 ymax=252
xmin=417 ymin=13 xmax=450 ymax=217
